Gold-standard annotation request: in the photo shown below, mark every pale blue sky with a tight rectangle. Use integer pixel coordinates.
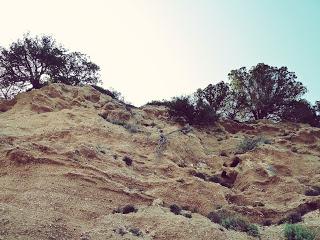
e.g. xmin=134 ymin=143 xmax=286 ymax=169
xmin=0 ymin=0 xmax=319 ymax=105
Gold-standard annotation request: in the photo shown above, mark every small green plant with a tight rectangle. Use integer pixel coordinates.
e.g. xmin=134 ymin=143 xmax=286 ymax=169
xmin=237 ymin=136 xmax=271 ymax=154
xmin=123 ymin=123 xmax=139 ymax=133
xmin=221 ymin=217 xmax=246 ymax=230
xmin=221 ymin=217 xmax=259 ymax=237
xmin=247 ymin=224 xmax=260 ymax=237
xmin=129 ymin=227 xmax=143 ymax=237
xmin=113 ymin=204 xmax=137 ymax=214
xmin=284 ymin=224 xmax=315 ymax=240
xmin=237 ymin=137 xmax=260 ymax=153
xmin=278 ymin=212 xmax=303 ymax=225
xmin=207 ymin=210 xmax=259 ymax=237
xmin=108 ymin=119 xmax=139 ymax=133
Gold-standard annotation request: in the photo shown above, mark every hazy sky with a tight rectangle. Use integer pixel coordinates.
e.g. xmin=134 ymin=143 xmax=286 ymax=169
xmin=1 ymin=0 xmax=319 ymax=106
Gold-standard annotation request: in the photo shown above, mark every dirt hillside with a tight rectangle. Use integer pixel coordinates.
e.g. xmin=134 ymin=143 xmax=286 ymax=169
xmin=0 ymin=83 xmax=319 ymax=240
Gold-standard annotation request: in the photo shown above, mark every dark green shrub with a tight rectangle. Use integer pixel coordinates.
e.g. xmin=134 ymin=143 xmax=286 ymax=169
xmin=279 ymin=212 xmax=304 ymax=225
xmin=207 ymin=210 xmax=259 ymax=237
xmin=193 ymin=100 xmax=218 ymax=126
xmin=108 ymin=119 xmax=139 ymax=133
xmin=207 ymin=211 xmax=222 ymax=224
xmin=221 ymin=217 xmax=259 ymax=237
xmin=183 ymin=212 xmax=192 ymax=218
xmin=122 ymin=205 xmax=137 ymax=214
xmin=193 ymin=171 xmax=208 ymax=181
xmin=167 ymin=96 xmax=195 ymax=123
xmin=262 ymin=220 xmax=272 ymax=226
xmin=280 ymin=100 xmax=320 ymax=127
xmin=208 ymin=175 xmax=221 ymax=183
xmin=113 ymin=204 xmax=137 ymax=214
xmin=167 ymin=96 xmax=217 ymax=126
xmin=129 ymin=228 xmax=143 ymax=237
xmin=91 ymin=85 xmax=118 ymax=99
xmin=146 ymin=100 xmax=170 ymax=107
xmin=221 ymin=217 xmax=248 ymax=231
xmin=122 ymin=156 xmax=133 ymax=166
xmin=237 ymin=137 xmax=260 ymax=153
xmin=169 ymin=204 xmax=182 ymax=215
xmin=123 ymin=123 xmax=139 ymax=133
xmin=305 ymin=186 xmax=320 ymax=196
xmin=237 ymin=136 xmax=271 ymax=154
xmin=247 ymin=224 xmax=260 ymax=237
xmin=287 ymin=213 xmax=302 ymax=224
xmin=284 ymin=224 xmax=315 ymax=240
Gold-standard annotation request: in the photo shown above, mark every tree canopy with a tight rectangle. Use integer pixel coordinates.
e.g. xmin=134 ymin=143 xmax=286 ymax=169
xmin=160 ymin=64 xmax=319 ymax=127
xmin=195 ymin=81 xmax=230 ymax=113
xmin=0 ymin=34 xmax=100 ymax=99
xmin=280 ymin=100 xmax=319 ymax=127
xmin=316 ymin=101 xmax=320 ymax=114
xmin=228 ymin=63 xmax=307 ymax=120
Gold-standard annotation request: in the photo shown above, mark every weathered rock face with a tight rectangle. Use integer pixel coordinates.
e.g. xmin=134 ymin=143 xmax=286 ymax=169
xmin=0 ymin=83 xmax=319 ymax=240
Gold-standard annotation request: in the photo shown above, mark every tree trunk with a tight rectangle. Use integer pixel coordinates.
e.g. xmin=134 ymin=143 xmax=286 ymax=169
xmin=31 ymin=78 xmax=42 ymax=89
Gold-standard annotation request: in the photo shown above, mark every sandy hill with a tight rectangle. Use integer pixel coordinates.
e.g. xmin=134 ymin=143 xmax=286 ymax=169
xmin=0 ymin=83 xmax=319 ymax=240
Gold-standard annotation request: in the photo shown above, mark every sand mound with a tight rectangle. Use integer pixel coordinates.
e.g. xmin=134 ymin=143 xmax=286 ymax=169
xmin=0 ymin=83 xmax=319 ymax=239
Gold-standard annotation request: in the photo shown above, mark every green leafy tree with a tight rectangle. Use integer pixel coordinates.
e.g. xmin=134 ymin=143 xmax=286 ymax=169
xmin=167 ymin=95 xmax=217 ymax=126
xmin=315 ymin=101 xmax=320 ymax=115
xmin=195 ymin=81 xmax=230 ymax=113
xmin=0 ymin=33 xmax=100 ymax=99
xmin=228 ymin=63 xmax=307 ymax=120
xmin=167 ymin=96 xmax=195 ymax=124
xmin=50 ymin=51 xmax=100 ymax=86
xmin=280 ymin=100 xmax=319 ymax=127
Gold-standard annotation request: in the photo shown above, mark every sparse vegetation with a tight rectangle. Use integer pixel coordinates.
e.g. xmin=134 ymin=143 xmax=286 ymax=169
xmin=246 ymin=224 xmax=260 ymax=237
xmin=113 ymin=204 xmax=137 ymax=214
xmin=237 ymin=137 xmax=261 ymax=153
xmin=262 ymin=219 xmax=272 ymax=226
xmin=169 ymin=204 xmax=182 ymax=215
xmin=113 ymin=227 xmax=143 ymax=237
xmin=207 ymin=211 xmax=223 ymax=224
xmin=305 ymin=186 xmax=320 ymax=196
xmin=192 ymin=171 xmax=208 ymax=181
xmin=122 ymin=156 xmax=133 ymax=166
xmin=237 ymin=136 xmax=271 ymax=153
xmin=91 ymin=85 xmax=121 ymax=100
xmin=129 ymin=228 xmax=143 ymax=237
xmin=284 ymin=224 xmax=315 ymax=240
xmin=208 ymin=175 xmax=221 ymax=183
xmin=219 ymin=150 xmax=228 ymax=157
xmin=108 ymin=119 xmax=139 ymax=133
xmin=146 ymin=100 xmax=170 ymax=107
xmin=169 ymin=204 xmax=192 ymax=218
xmin=278 ymin=212 xmax=303 ymax=225
xmin=207 ymin=210 xmax=260 ymax=237
xmin=191 ymin=171 xmax=234 ymax=188
xmin=287 ymin=213 xmax=302 ymax=224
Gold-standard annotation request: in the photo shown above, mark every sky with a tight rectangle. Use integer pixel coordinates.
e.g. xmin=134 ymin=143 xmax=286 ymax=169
xmin=0 ymin=0 xmax=319 ymax=106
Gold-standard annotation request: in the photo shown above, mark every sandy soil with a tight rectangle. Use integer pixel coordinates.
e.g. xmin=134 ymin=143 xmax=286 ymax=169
xmin=0 ymin=83 xmax=319 ymax=239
